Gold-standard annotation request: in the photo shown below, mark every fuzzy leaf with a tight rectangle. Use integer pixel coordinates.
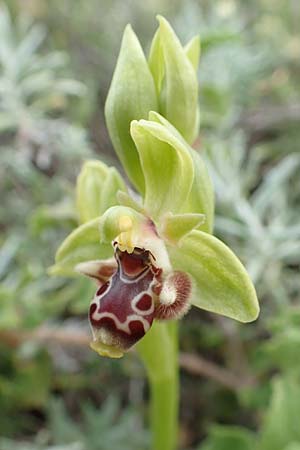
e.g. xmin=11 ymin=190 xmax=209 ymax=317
xmin=130 ymin=119 xmax=194 ymax=219
xmin=105 ymin=25 xmax=158 ymax=193
xmin=50 ymin=218 xmax=112 ymax=276
xmin=168 ymin=230 xmax=259 ymax=322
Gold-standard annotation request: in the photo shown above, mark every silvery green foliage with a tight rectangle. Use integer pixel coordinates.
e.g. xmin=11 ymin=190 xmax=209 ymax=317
xmin=0 ymin=5 xmax=85 ymax=133
xmin=0 ymin=5 xmax=91 ymax=177
xmin=0 ymin=396 xmax=148 ymax=450
xmin=205 ymin=132 xmax=300 ymax=304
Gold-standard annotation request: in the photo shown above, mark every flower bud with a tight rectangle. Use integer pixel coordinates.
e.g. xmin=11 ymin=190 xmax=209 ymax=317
xmin=148 ymin=16 xmax=200 ymax=144
xmin=105 ymin=25 xmax=158 ymax=193
xmin=76 ymin=160 xmax=126 ymax=224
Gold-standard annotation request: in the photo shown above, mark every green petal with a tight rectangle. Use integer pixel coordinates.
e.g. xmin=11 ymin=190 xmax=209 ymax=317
xmin=76 ymin=160 xmax=126 ymax=224
xmin=160 ymin=212 xmax=205 ymax=244
xmin=130 ymin=119 xmax=194 ymax=220
xmin=168 ymin=230 xmax=259 ymax=322
xmin=148 ymin=112 xmax=214 ymax=232
xmin=105 ymin=25 xmax=158 ymax=193
xmin=49 ymin=218 xmax=112 ymax=276
xmin=99 ymin=205 xmax=147 ymax=244
xmin=150 ymin=16 xmax=199 ymax=144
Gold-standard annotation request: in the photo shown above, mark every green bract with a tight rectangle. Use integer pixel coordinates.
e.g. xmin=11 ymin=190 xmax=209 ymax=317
xmin=131 ymin=119 xmax=194 ymax=220
xmin=105 ymin=16 xmax=201 ymax=195
xmin=149 ymin=16 xmax=199 ymax=144
xmin=105 ymin=25 xmax=158 ymax=193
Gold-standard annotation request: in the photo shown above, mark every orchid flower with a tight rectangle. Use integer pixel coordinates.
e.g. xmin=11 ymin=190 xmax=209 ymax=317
xmin=50 ymin=16 xmax=259 ymax=450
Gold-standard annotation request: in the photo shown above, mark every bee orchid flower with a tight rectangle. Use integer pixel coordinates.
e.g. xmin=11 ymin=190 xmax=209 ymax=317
xmin=51 ymin=112 xmax=259 ymax=359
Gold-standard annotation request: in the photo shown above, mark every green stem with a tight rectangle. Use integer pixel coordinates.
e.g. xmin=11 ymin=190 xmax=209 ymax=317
xmin=137 ymin=321 xmax=179 ymax=450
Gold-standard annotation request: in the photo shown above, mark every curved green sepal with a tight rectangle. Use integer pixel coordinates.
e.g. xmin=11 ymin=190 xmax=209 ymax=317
xmin=105 ymin=24 xmax=158 ymax=193
xmin=168 ymin=230 xmax=259 ymax=322
xmin=49 ymin=218 xmax=112 ymax=276
xmin=148 ymin=112 xmax=214 ymax=232
xmin=160 ymin=212 xmax=205 ymax=245
xmin=99 ymin=205 xmax=147 ymax=244
xmin=76 ymin=160 xmax=126 ymax=223
xmin=130 ymin=119 xmax=194 ymax=220
xmin=149 ymin=16 xmax=199 ymax=144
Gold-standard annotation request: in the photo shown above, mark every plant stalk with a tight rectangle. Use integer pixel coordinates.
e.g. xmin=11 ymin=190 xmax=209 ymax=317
xmin=137 ymin=321 xmax=179 ymax=450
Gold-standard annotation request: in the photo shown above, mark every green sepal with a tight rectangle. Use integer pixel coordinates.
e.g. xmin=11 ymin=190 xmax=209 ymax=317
xmin=76 ymin=160 xmax=126 ymax=224
xmin=130 ymin=118 xmax=194 ymax=220
xmin=99 ymin=205 xmax=147 ymax=244
xmin=105 ymin=24 xmax=158 ymax=193
xmin=168 ymin=230 xmax=259 ymax=322
xmin=148 ymin=16 xmax=199 ymax=144
xmin=160 ymin=212 xmax=205 ymax=244
xmin=148 ymin=112 xmax=214 ymax=232
xmin=49 ymin=217 xmax=112 ymax=276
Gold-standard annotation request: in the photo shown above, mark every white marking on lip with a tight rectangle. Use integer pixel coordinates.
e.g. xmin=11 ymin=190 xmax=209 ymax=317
xmin=119 ymin=266 xmax=151 ymax=284
xmin=91 ymin=310 xmax=151 ymax=334
xmin=131 ymin=291 xmax=154 ymax=316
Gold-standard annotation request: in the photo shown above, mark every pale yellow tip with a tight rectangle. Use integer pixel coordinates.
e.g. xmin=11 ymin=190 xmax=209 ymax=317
xmin=90 ymin=341 xmax=124 ymax=359
xmin=119 ymin=215 xmax=133 ymax=232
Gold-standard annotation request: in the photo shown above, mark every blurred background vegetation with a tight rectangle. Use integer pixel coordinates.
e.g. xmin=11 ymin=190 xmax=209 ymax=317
xmin=0 ymin=0 xmax=300 ymax=448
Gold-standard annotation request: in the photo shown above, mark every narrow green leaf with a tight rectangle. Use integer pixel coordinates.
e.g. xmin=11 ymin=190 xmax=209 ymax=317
xmin=168 ymin=230 xmax=259 ymax=322
xmin=76 ymin=160 xmax=126 ymax=224
xmin=130 ymin=119 xmax=194 ymax=219
xmin=148 ymin=112 xmax=214 ymax=232
xmin=105 ymin=25 xmax=158 ymax=192
xmin=49 ymin=218 xmax=112 ymax=276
